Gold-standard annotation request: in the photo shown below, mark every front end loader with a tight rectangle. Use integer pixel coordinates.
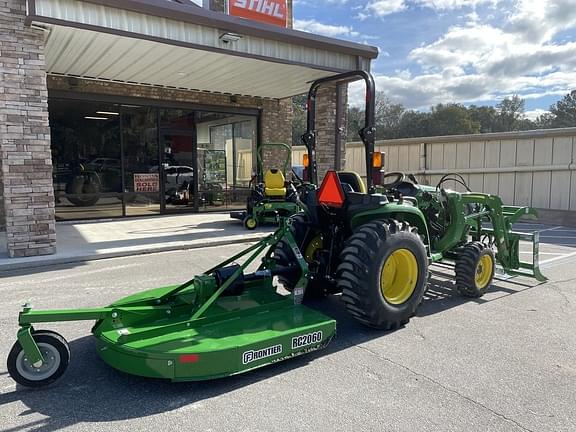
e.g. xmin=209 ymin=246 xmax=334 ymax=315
xmin=7 ymin=71 xmax=546 ymax=388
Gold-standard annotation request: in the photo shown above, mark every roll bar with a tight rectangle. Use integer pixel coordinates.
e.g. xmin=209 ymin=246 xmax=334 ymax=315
xmin=301 ymin=70 xmax=376 ymax=192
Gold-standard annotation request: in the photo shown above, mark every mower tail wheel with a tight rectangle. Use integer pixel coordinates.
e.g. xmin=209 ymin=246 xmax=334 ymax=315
xmin=455 ymin=242 xmax=495 ymax=298
xmin=243 ymin=216 xmax=258 ymax=230
xmin=7 ymin=330 xmax=70 ymax=388
xmin=337 ymin=220 xmax=428 ymax=330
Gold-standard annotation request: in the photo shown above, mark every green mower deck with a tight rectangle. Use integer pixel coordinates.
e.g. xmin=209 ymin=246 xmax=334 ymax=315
xmin=7 ymin=223 xmax=336 ymax=387
xmin=94 ymin=285 xmax=335 ymax=381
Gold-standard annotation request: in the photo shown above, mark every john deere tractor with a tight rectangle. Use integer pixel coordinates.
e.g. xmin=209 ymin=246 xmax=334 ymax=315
xmin=272 ymin=70 xmax=545 ymax=330
xmin=6 ymin=71 xmax=545 ymax=388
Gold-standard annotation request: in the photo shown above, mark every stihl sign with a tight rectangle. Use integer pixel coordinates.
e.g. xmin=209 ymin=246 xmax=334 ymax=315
xmin=229 ymin=0 xmax=288 ymax=28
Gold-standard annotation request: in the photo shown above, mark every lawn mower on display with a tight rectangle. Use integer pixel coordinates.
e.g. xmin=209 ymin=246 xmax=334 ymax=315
xmin=230 ymin=142 xmax=300 ymax=229
xmin=7 ymin=71 xmax=546 ymax=388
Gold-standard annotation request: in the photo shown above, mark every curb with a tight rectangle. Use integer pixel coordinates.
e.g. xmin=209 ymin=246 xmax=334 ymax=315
xmin=0 ymin=234 xmax=268 ymax=272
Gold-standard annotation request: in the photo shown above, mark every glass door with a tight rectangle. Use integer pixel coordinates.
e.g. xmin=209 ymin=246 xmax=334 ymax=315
xmin=160 ymin=130 xmax=197 ymax=212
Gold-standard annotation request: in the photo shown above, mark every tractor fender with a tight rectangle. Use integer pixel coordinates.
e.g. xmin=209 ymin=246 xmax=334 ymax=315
xmin=350 ymin=204 xmax=431 ymax=247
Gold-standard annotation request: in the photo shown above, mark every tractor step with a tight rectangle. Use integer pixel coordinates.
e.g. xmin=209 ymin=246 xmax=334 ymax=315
xmin=94 ymin=288 xmax=336 ymax=381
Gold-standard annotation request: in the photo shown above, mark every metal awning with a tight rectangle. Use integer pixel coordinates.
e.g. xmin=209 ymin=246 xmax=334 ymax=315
xmin=26 ymin=0 xmax=378 ymax=99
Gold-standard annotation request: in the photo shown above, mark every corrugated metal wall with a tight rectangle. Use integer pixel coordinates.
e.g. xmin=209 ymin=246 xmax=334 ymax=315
xmin=292 ymin=128 xmax=576 ymax=210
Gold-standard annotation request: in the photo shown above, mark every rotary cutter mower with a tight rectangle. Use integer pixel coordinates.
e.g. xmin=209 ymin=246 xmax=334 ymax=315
xmin=7 ymin=70 xmax=546 ymax=387
xmin=7 ymin=221 xmax=335 ymax=387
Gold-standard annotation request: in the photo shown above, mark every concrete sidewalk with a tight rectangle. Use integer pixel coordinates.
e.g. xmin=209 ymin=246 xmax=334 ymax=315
xmin=0 ymin=213 xmax=272 ymax=271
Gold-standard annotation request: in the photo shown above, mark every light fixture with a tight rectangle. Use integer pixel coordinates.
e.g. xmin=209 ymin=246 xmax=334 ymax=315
xmin=219 ymin=32 xmax=242 ymax=43
xmin=96 ymin=111 xmax=119 ymax=115
xmin=84 ymin=116 xmax=109 ymax=120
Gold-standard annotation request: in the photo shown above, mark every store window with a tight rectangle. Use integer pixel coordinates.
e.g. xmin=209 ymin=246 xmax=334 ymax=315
xmin=122 ymin=106 xmax=161 ymax=217
xmin=49 ymin=99 xmax=123 ymax=220
xmin=48 ymin=98 xmax=257 ymax=220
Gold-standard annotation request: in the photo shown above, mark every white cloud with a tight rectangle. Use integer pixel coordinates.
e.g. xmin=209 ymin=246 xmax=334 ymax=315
xmin=507 ymin=0 xmax=576 ymax=43
xmin=351 ymin=0 xmax=576 ymax=109
xmin=416 ymin=0 xmax=499 ymax=10
xmin=524 ymin=109 xmax=550 ymax=120
xmin=358 ymin=0 xmax=498 ymax=20
xmin=293 ymin=19 xmax=359 ymax=37
xmin=359 ymin=0 xmax=407 ymax=20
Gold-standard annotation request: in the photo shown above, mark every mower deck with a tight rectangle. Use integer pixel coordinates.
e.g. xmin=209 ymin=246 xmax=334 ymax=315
xmin=93 ymin=284 xmax=336 ymax=381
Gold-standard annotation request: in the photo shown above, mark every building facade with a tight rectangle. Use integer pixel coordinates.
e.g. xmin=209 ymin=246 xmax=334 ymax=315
xmin=0 ymin=0 xmax=377 ymax=257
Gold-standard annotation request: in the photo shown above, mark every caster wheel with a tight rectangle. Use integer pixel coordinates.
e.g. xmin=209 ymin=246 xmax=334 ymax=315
xmin=7 ymin=330 xmax=70 ymax=387
xmin=243 ymin=216 xmax=258 ymax=230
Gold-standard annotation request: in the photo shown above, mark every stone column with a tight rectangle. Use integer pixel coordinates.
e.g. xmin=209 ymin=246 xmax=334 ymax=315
xmin=315 ymin=83 xmax=348 ymax=181
xmin=0 ymin=0 xmax=56 ymax=257
xmin=287 ymin=0 xmax=293 ymax=28
xmin=260 ymin=98 xmax=293 ymax=173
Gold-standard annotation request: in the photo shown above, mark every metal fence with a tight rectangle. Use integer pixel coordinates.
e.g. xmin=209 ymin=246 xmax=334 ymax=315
xmin=292 ymin=127 xmax=576 ymax=211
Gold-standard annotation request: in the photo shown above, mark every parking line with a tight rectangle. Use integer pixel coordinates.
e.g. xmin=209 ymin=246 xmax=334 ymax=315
xmin=541 ymin=250 xmax=576 ymax=266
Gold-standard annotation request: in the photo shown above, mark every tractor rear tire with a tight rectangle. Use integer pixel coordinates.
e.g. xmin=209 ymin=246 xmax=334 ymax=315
xmin=337 ymin=220 xmax=428 ymax=330
xmin=455 ymin=242 xmax=495 ymax=298
xmin=272 ymin=214 xmax=327 ymax=299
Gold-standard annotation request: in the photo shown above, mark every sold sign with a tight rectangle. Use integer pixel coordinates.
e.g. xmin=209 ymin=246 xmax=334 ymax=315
xmin=229 ymin=0 xmax=288 ymax=28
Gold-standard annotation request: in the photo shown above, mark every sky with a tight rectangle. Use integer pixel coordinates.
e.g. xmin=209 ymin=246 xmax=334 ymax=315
xmin=292 ymin=0 xmax=576 ymax=119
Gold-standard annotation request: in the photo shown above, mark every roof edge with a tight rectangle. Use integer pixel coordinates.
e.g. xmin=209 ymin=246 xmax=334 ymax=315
xmin=74 ymin=0 xmax=379 ymax=59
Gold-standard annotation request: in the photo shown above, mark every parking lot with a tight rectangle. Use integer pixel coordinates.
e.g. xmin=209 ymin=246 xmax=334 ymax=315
xmin=0 ymin=222 xmax=575 ymax=432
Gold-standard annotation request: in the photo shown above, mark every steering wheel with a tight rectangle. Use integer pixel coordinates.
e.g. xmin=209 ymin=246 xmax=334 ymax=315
xmin=381 ymin=172 xmax=406 ymax=189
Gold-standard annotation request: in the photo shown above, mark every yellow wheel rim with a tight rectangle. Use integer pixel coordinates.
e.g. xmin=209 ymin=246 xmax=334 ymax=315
xmin=304 ymin=235 xmax=323 ymax=263
xmin=475 ymin=254 xmax=493 ymax=289
xmin=380 ymin=249 xmax=418 ymax=305
xmin=246 ymin=218 xmax=257 ymax=229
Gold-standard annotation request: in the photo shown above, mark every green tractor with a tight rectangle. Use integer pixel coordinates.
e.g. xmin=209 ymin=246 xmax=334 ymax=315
xmin=230 ymin=142 xmax=300 ymax=230
xmin=272 ymin=70 xmax=546 ymax=329
xmin=6 ymin=71 xmax=545 ymax=388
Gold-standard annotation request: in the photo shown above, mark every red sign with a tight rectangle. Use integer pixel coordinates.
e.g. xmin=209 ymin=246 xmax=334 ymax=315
xmin=229 ymin=0 xmax=288 ymax=28
xmin=134 ymin=173 xmax=160 ymax=193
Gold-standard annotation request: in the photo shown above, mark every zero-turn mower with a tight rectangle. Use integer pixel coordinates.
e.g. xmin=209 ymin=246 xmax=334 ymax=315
xmin=230 ymin=142 xmax=300 ymax=229
xmin=7 ymin=71 xmax=546 ymax=388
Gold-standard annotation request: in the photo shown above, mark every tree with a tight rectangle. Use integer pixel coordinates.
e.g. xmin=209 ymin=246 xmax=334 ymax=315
xmin=428 ymin=103 xmax=480 ymax=136
xmin=397 ymin=110 xmax=432 ymax=138
xmin=468 ymin=105 xmax=497 ymax=133
xmin=374 ymin=92 xmax=405 ymax=139
xmin=549 ymin=91 xmax=576 ymax=128
xmin=494 ymin=95 xmax=525 ymax=131
xmin=535 ymin=112 xmax=555 ymax=129
xmin=347 ymin=106 xmax=365 ymax=141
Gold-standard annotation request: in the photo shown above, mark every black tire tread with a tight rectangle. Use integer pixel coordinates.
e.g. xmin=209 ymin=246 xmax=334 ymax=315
xmin=337 ymin=219 xmax=428 ymax=330
xmin=7 ymin=331 xmax=70 ymax=388
xmin=455 ymin=241 xmax=495 ymax=298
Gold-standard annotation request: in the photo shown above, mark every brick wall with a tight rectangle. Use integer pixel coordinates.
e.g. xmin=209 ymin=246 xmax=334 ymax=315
xmin=315 ymin=83 xmax=348 ymax=180
xmin=0 ymin=0 xmax=57 ymax=257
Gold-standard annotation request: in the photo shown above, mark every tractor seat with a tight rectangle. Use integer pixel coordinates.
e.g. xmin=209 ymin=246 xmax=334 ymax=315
xmin=264 ymin=169 xmax=286 ymax=197
xmin=338 ymin=171 xmax=367 ymax=194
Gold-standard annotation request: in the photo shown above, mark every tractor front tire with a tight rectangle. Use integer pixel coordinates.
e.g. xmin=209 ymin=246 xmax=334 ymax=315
xmin=337 ymin=220 xmax=428 ymax=330
xmin=455 ymin=242 xmax=495 ymax=298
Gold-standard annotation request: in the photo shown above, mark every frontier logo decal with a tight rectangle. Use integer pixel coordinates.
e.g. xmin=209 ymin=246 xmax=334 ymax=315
xmin=242 ymin=344 xmax=283 ymax=365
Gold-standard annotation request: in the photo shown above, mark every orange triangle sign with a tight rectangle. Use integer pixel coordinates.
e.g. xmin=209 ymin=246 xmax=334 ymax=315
xmin=318 ymin=171 xmax=345 ymax=208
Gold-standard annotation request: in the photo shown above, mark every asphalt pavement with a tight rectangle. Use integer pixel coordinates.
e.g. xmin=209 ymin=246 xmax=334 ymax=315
xmin=0 ymin=229 xmax=575 ymax=432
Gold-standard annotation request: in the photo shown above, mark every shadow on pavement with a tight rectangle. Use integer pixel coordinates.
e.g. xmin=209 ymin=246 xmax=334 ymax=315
xmin=0 ymin=273 xmax=541 ymax=431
